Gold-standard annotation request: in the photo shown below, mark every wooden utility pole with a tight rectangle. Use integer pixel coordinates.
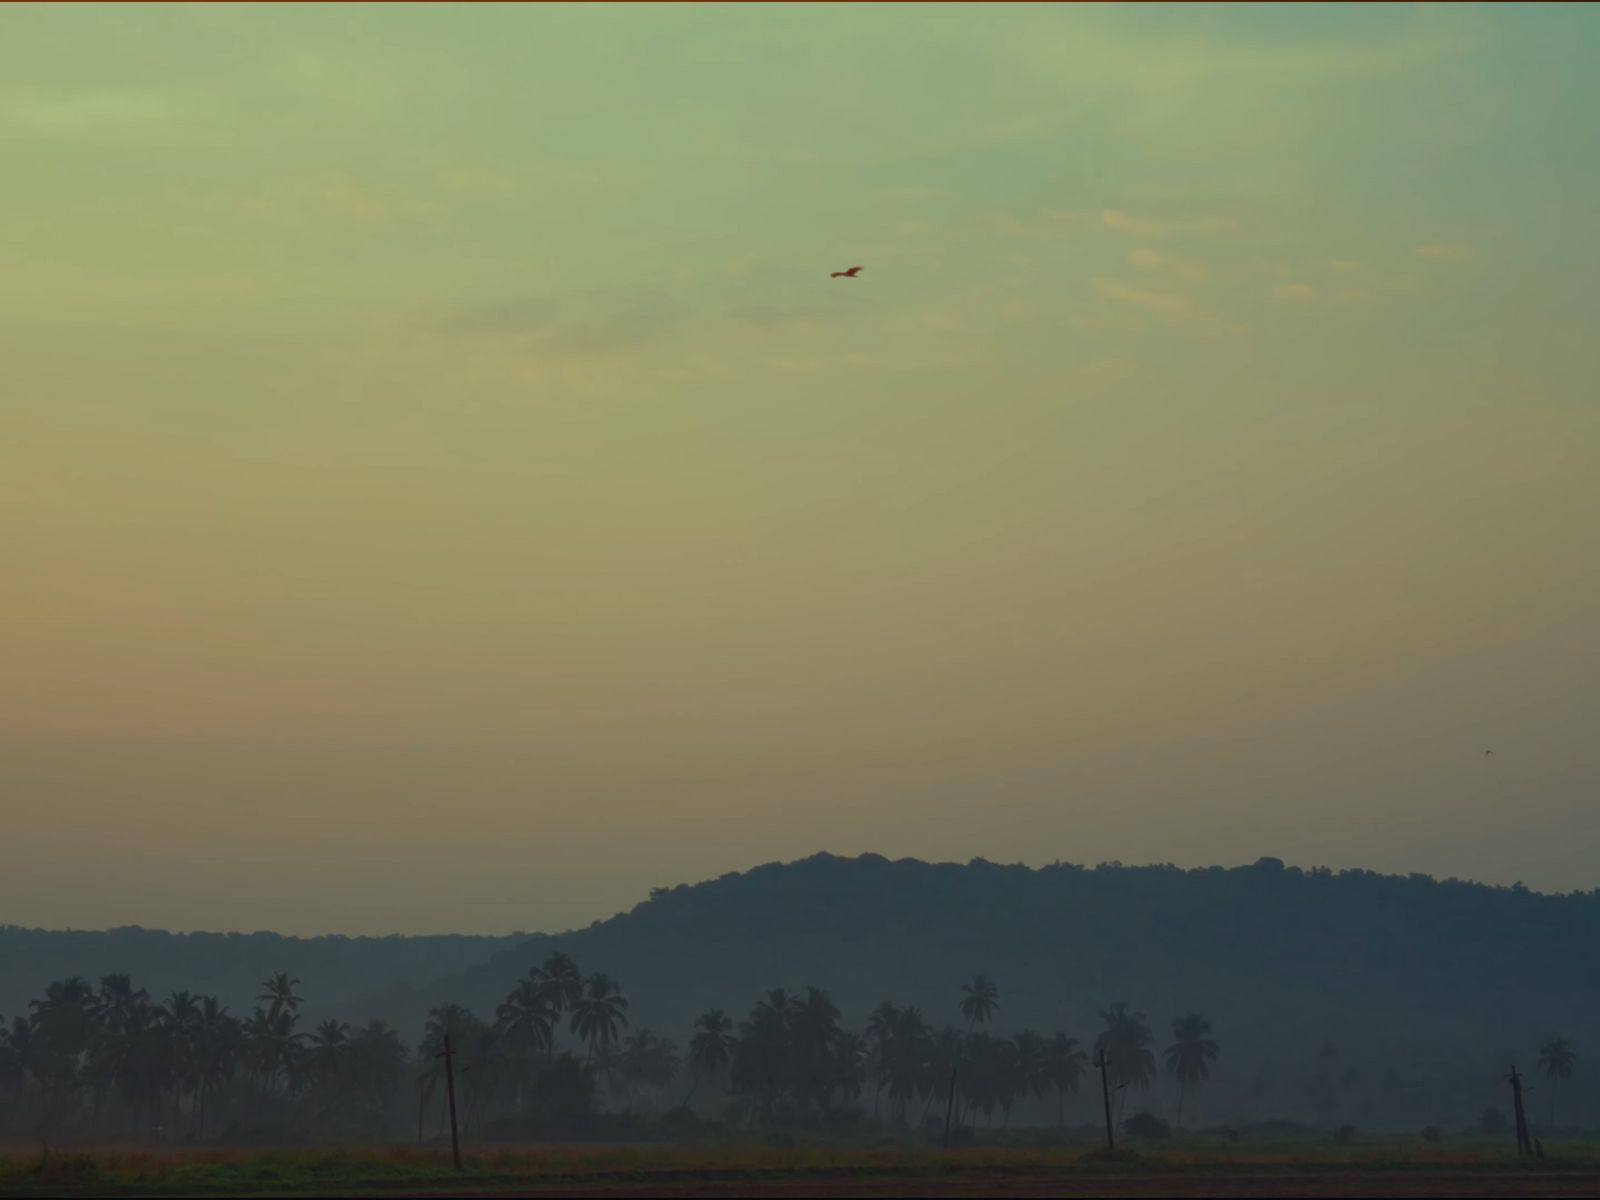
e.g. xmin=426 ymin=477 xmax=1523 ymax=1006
xmin=1096 ymin=1046 xmax=1115 ymax=1151
xmin=1507 ymin=1064 xmax=1532 ymax=1156
xmin=941 ymin=1061 xmax=959 ymax=1149
xmin=440 ymin=1034 xmax=462 ymax=1171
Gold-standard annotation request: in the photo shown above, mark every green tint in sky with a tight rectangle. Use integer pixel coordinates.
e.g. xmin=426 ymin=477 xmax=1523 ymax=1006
xmin=3 ymin=3 xmax=1598 ymax=934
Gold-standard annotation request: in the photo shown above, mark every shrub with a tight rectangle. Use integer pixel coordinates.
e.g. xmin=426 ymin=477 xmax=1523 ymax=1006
xmin=1122 ymin=1111 xmax=1171 ymax=1140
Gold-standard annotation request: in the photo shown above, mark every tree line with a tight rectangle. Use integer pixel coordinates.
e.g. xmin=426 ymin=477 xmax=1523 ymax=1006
xmin=1 ymin=954 xmax=1577 ymax=1144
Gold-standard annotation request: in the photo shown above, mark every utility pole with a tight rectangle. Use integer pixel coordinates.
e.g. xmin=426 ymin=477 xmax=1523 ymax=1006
xmin=1096 ymin=1046 xmax=1115 ymax=1151
xmin=1507 ymin=1064 xmax=1532 ymax=1157
xmin=941 ymin=1060 xmax=959 ymax=1149
xmin=439 ymin=1034 xmax=462 ymax=1171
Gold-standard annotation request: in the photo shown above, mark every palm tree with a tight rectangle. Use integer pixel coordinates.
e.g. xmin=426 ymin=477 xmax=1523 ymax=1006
xmin=959 ymin=976 xmax=1000 ymax=1027
xmin=570 ymin=974 xmax=629 ymax=1066
xmin=1011 ymin=1030 xmax=1049 ymax=1124
xmin=731 ymin=990 xmax=798 ymax=1124
xmin=945 ymin=975 xmax=999 ymax=1138
xmin=1163 ymin=1012 xmax=1220 ymax=1129
xmin=92 ymin=975 xmax=149 ymax=1037
xmin=416 ymin=1003 xmax=488 ymax=1141
xmin=1044 ymin=1032 xmax=1087 ymax=1129
xmin=879 ymin=1006 xmax=927 ymax=1127
xmin=349 ymin=1019 xmax=407 ymax=1117
xmin=864 ymin=1001 xmax=901 ymax=1119
xmin=160 ymin=990 xmax=202 ymax=1133
xmin=792 ymin=988 xmax=845 ymax=1113
xmin=496 ymin=971 xmax=556 ymax=1108
xmin=619 ymin=1029 xmax=679 ymax=1111
xmin=27 ymin=977 xmax=95 ymax=1138
xmin=1537 ymin=1038 xmax=1576 ymax=1127
xmin=1095 ymin=1003 xmax=1155 ymax=1122
xmin=190 ymin=997 xmax=239 ymax=1139
xmin=537 ymin=954 xmax=585 ymax=1055
xmin=685 ymin=1009 xmax=735 ymax=1106
xmin=307 ymin=1019 xmax=352 ymax=1093
xmin=256 ymin=973 xmax=302 ymax=1023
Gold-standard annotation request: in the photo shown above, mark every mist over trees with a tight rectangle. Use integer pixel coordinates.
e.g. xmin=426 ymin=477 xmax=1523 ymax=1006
xmin=5 ymin=852 xmax=1598 ymax=1138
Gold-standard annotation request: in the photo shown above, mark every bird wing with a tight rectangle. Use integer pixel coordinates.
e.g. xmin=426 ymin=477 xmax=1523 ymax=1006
xmin=848 ymin=266 xmax=863 ymax=275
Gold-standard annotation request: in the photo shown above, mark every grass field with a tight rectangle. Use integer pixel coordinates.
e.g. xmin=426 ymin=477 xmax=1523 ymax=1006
xmin=5 ymin=1142 xmax=1600 ymax=1198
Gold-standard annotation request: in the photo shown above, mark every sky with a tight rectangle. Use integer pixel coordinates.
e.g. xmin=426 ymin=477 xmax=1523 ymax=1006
xmin=3 ymin=3 xmax=1598 ymax=936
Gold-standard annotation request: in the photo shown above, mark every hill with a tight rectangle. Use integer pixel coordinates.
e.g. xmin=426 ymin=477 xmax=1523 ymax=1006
xmin=412 ymin=852 xmax=1600 ymax=1129
xmin=8 ymin=852 xmax=1598 ymax=1130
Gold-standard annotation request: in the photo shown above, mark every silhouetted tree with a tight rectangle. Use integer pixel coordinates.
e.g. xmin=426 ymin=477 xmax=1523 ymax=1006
xmin=685 ymin=1008 xmax=735 ymax=1106
xmin=1537 ymin=1038 xmax=1576 ymax=1127
xmin=1045 ymin=1032 xmax=1087 ymax=1129
xmin=256 ymin=973 xmax=302 ymax=1023
xmin=1164 ymin=1012 xmax=1220 ymax=1128
xmin=570 ymin=974 xmax=629 ymax=1066
xmin=1095 ymin=1002 xmax=1155 ymax=1122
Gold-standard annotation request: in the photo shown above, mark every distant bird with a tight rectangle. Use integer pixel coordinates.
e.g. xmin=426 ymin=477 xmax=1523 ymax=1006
xmin=1485 ymin=749 xmax=1493 ymax=756
xmin=830 ymin=265 xmax=863 ymax=279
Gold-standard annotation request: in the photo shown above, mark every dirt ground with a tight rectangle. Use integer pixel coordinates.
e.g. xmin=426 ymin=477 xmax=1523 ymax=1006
xmin=372 ymin=1170 xmax=1600 ymax=1199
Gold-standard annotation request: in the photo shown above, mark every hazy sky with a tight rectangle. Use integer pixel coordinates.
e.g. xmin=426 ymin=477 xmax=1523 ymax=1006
xmin=4 ymin=3 xmax=1598 ymax=935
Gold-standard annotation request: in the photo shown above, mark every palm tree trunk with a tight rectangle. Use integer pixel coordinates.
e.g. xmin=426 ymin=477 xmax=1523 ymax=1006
xmin=1058 ymin=1085 xmax=1065 ymax=1129
xmin=1177 ymin=1079 xmax=1186 ymax=1131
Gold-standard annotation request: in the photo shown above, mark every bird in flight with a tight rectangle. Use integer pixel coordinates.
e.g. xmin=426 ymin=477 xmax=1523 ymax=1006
xmin=1485 ymin=749 xmax=1493 ymax=756
xmin=830 ymin=265 xmax=863 ymax=279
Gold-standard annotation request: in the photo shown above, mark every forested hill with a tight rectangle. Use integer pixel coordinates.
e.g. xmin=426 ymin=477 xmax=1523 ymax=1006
xmin=412 ymin=853 xmax=1600 ymax=1124
xmin=9 ymin=853 xmax=1599 ymax=1127
xmin=0 ymin=925 xmax=519 ymax=1023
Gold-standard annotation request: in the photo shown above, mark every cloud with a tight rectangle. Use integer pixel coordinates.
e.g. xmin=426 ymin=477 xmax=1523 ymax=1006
xmin=1414 ymin=243 xmax=1474 ymax=260
xmin=886 ymin=186 xmax=942 ymax=204
xmin=992 ymin=208 xmax=1234 ymax=241
xmin=435 ymin=167 xmax=523 ymax=197
xmin=440 ymin=296 xmax=564 ymax=336
xmin=986 ymin=208 xmax=1094 ymax=238
xmin=720 ymin=304 xmax=837 ymax=336
xmin=228 ymin=176 xmax=447 ymax=229
xmin=1129 ymin=247 xmax=1208 ymax=281
xmin=439 ymin=293 xmax=688 ymax=358
xmin=1 ymin=90 xmax=174 ymax=132
xmin=1094 ymin=278 xmax=1194 ymax=316
xmin=1100 ymin=209 xmax=1233 ymax=236
xmin=1274 ymin=283 xmax=1320 ymax=304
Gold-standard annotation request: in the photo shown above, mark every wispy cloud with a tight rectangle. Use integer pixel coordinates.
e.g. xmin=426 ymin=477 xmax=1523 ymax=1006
xmin=1274 ymin=283 xmax=1320 ymax=304
xmin=228 ymin=176 xmax=448 ymax=230
xmin=990 ymin=207 xmax=1234 ymax=241
xmin=1094 ymin=278 xmax=1195 ymax=316
xmin=1 ymin=90 xmax=174 ymax=132
xmin=720 ymin=304 xmax=838 ymax=337
xmin=1100 ymin=209 xmax=1233 ymax=236
xmin=435 ymin=166 xmax=524 ymax=198
xmin=1129 ymin=247 xmax=1208 ymax=281
xmin=439 ymin=292 xmax=689 ymax=360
